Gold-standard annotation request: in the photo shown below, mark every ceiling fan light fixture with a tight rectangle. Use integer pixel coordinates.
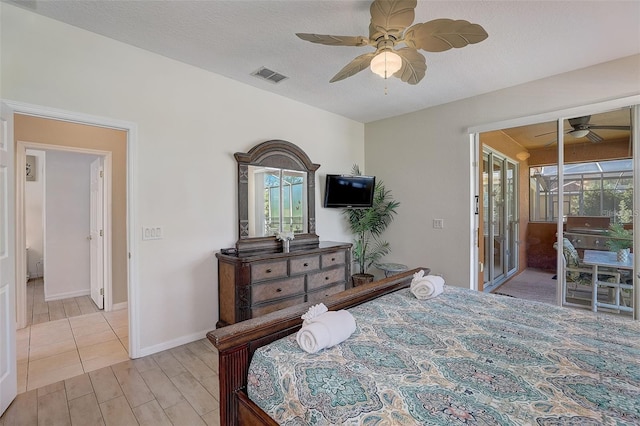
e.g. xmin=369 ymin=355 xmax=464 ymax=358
xmin=370 ymin=50 xmax=402 ymax=79
xmin=569 ymin=129 xmax=590 ymax=138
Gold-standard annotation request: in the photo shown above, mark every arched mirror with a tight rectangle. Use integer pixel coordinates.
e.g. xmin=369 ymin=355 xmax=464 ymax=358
xmin=235 ymin=140 xmax=320 ymax=253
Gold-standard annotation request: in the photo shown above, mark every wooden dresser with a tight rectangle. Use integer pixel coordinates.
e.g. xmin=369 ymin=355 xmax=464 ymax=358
xmin=216 ymin=241 xmax=352 ymax=327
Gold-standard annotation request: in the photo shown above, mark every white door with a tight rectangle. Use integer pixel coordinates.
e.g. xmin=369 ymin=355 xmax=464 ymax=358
xmin=0 ymin=103 xmax=17 ymax=415
xmin=89 ymin=157 xmax=104 ymax=309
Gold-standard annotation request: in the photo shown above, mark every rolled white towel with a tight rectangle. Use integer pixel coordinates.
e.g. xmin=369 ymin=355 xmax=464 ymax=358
xmin=296 ymin=310 xmax=356 ymax=354
xmin=410 ymin=274 xmax=445 ymax=300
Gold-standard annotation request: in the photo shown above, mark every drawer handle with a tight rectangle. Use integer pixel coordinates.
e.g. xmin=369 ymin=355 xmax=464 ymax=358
xmin=325 ymin=276 xmax=329 ymax=280
xmin=276 ymin=288 xmax=282 ymax=292
xmin=304 ymin=262 xmax=309 ymax=267
xmin=331 ymin=257 xmax=336 ymax=261
xmin=266 ymin=268 xmax=272 ymax=273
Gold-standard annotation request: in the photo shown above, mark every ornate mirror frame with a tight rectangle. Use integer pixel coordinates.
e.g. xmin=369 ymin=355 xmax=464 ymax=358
xmin=235 ymin=140 xmax=320 ymax=254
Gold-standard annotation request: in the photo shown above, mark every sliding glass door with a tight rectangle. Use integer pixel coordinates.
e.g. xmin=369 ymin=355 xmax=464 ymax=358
xmin=483 ymin=149 xmax=518 ymax=290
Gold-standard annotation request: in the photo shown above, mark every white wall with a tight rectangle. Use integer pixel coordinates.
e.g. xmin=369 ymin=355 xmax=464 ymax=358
xmin=365 ymin=55 xmax=640 ymax=287
xmin=44 ymin=151 xmax=98 ymax=301
xmin=0 ymin=3 xmax=364 ymax=355
xmin=25 ymin=149 xmax=45 ymax=279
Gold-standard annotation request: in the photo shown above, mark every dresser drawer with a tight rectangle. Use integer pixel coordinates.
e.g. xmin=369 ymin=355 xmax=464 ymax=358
xmin=290 ymin=255 xmax=320 ymax=274
xmin=307 ymin=282 xmax=345 ymax=304
xmin=251 ymin=260 xmax=288 ymax=282
xmin=321 ymin=251 xmax=346 ymax=268
xmin=251 ymin=295 xmax=306 ymax=317
xmin=251 ymin=277 xmax=304 ymax=304
xmin=307 ymin=267 xmax=346 ymax=291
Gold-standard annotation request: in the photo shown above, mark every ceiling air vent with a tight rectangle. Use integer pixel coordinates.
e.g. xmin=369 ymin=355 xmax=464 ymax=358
xmin=251 ymin=67 xmax=288 ymax=84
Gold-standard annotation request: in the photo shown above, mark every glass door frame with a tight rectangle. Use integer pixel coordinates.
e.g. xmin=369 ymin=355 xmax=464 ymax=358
xmin=482 ymin=147 xmax=519 ymax=291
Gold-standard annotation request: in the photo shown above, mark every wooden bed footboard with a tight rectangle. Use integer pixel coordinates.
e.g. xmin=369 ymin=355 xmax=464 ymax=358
xmin=206 ymin=267 xmax=427 ymax=426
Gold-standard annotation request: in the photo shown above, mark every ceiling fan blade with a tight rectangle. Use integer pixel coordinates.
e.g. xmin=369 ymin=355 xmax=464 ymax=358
xmin=329 ymin=52 xmax=377 ymax=83
xmin=535 ymin=130 xmax=558 ymax=138
xmin=296 ymin=33 xmax=370 ymax=47
xmin=369 ymin=0 xmax=417 ymax=41
xmin=393 ymin=48 xmax=426 ymax=85
xmin=586 ymin=125 xmax=631 ymax=131
xmin=586 ymin=131 xmax=603 ymax=143
xmin=403 ymin=19 xmax=488 ymax=52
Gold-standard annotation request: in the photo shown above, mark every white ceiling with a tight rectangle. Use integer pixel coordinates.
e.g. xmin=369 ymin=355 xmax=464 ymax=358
xmin=9 ymin=0 xmax=640 ymax=123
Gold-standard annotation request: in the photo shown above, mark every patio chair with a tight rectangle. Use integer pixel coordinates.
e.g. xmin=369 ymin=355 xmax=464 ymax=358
xmin=553 ymin=238 xmax=620 ymax=303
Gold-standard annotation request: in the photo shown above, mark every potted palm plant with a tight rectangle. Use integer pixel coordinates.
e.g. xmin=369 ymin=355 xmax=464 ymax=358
xmin=605 ymin=222 xmax=633 ymax=262
xmin=344 ymin=165 xmax=400 ymax=286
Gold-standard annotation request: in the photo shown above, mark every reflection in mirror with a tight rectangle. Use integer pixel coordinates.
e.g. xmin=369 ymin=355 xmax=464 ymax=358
xmin=248 ymin=166 xmax=307 ymax=237
xmin=235 ymin=139 xmax=320 ymax=254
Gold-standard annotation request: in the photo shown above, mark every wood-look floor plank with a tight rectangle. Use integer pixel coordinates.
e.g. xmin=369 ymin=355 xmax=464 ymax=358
xmin=65 ymin=373 xmax=94 ymax=401
xmin=185 ymin=340 xmax=218 ymax=373
xmin=99 ymin=395 xmax=138 ymax=426
xmin=132 ymin=400 xmax=173 ymax=426
xmin=88 ymin=367 xmax=123 ymax=404
xmin=169 ymin=346 xmax=216 ymax=383
xmin=63 ymin=301 xmax=82 ymax=318
xmin=169 ymin=372 xmax=217 ymax=416
xmin=48 ymin=300 xmax=67 ymax=322
xmin=164 ymin=400 xmax=207 ymax=426
xmin=139 ymin=367 xmax=185 ymax=409
xmin=111 ymin=362 xmax=155 ymax=408
xmin=32 ymin=313 xmax=50 ymax=325
xmin=76 ymin=297 xmax=99 ymax=315
xmin=132 ymin=355 xmax=158 ymax=374
xmin=37 ymin=389 xmax=71 ymax=426
xmin=1 ymin=389 xmax=38 ymax=426
xmin=201 ymin=407 xmax=222 ymax=426
xmin=151 ymin=351 xmax=188 ymax=378
xmin=68 ymin=393 xmax=105 ymax=426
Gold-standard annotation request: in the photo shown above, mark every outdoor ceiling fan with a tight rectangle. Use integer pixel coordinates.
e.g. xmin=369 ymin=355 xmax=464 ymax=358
xmin=538 ymin=115 xmax=631 ymax=145
xmin=295 ymin=0 xmax=488 ymax=84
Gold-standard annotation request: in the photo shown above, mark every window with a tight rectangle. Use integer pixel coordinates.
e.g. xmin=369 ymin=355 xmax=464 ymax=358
xmin=530 ymin=159 xmax=632 ymax=222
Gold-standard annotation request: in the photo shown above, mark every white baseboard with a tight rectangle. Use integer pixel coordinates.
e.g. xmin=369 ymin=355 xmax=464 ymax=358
xmin=112 ymin=302 xmax=128 ymax=311
xmin=44 ymin=289 xmax=90 ymax=302
xmin=135 ymin=329 xmax=213 ymax=358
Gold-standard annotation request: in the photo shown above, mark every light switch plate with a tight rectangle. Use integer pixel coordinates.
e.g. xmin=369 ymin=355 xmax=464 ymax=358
xmin=433 ymin=219 xmax=444 ymax=229
xmin=142 ymin=226 xmax=163 ymax=240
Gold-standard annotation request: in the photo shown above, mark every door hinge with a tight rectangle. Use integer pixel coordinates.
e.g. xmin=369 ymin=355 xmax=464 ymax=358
xmin=100 ymin=170 xmax=104 ymax=178
xmin=100 ymin=229 xmax=103 ymax=237
xmin=100 ymin=288 xmax=104 ymax=296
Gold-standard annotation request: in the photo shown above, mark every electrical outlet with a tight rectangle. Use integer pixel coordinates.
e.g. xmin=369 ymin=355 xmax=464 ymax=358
xmin=433 ymin=219 xmax=444 ymax=229
xmin=142 ymin=226 xmax=163 ymax=240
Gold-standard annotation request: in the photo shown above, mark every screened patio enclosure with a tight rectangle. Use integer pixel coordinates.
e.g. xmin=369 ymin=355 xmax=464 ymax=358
xmin=530 ymin=159 xmax=633 ymax=223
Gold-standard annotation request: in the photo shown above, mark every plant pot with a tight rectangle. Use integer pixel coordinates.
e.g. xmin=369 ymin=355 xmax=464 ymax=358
xmin=351 ymin=273 xmax=374 ymax=287
xmin=617 ymin=248 xmax=630 ymax=263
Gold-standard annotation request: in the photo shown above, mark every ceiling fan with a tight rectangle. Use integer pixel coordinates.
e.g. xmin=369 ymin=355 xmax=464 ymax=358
xmin=295 ymin=0 xmax=488 ymax=84
xmin=538 ymin=115 xmax=631 ymax=145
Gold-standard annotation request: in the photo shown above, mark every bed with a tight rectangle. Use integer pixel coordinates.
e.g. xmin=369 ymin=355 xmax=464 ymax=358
xmin=206 ymin=268 xmax=640 ymax=425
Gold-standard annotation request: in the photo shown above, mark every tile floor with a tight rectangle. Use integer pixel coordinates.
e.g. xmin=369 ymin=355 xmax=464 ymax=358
xmin=26 ymin=278 xmax=101 ymax=327
xmin=17 ymin=279 xmax=130 ymax=392
xmin=3 ymin=279 xmax=221 ymax=425
xmin=1 ymin=339 xmax=221 ymax=425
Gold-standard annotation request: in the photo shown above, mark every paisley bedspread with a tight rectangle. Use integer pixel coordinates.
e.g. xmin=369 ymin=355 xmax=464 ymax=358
xmin=247 ymin=286 xmax=640 ymax=425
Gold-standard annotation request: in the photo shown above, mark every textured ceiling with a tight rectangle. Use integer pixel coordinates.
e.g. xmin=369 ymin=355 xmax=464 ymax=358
xmin=8 ymin=0 xmax=640 ymax=123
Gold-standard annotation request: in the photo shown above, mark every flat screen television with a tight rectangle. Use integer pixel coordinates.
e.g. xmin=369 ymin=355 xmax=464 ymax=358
xmin=323 ymin=174 xmax=376 ymax=208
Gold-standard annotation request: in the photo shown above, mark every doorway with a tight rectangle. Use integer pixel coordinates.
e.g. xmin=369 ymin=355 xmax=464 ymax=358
xmin=23 ymin=148 xmax=108 ymax=323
